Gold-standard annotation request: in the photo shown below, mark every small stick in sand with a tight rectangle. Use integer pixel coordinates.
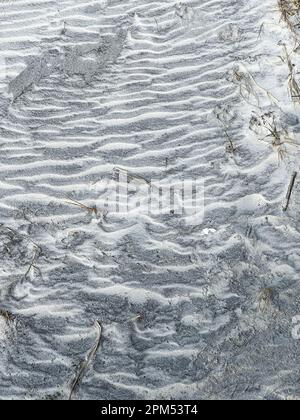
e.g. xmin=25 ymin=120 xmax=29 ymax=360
xmin=23 ymin=246 xmax=41 ymax=280
xmin=283 ymin=171 xmax=297 ymax=211
xmin=69 ymin=321 xmax=102 ymax=400
xmin=66 ymin=197 xmax=98 ymax=216
xmin=113 ymin=167 xmax=150 ymax=185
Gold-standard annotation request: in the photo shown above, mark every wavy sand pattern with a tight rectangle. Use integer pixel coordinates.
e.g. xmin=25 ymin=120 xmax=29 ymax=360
xmin=0 ymin=0 xmax=300 ymax=400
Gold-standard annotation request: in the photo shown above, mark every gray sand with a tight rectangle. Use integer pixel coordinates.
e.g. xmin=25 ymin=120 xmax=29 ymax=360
xmin=0 ymin=0 xmax=300 ymax=400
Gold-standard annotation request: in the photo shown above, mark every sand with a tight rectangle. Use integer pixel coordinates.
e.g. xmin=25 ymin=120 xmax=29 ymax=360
xmin=0 ymin=0 xmax=300 ymax=400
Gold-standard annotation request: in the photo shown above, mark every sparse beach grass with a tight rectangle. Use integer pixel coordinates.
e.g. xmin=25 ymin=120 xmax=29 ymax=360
xmin=249 ymin=112 xmax=297 ymax=162
xmin=278 ymin=0 xmax=300 ymax=32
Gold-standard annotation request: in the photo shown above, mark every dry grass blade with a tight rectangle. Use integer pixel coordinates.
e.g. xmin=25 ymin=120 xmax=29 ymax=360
xmin=255 ymin=115 xmax=300 ymax=164
xmin=213 ymin=108 xmax=237 ymax=155
xmin=224 ymin=129 xmax=236 ymax=154
xmin=284 ymin=45 xmax=300 ymax=103
xmin=24 ymin=246 xmax=41 ymax=280
xmin=113 ymin=166 xmax=150 ymax=185
xmin=231 ymin=67 xmax=279 ymax=109
xmin=250 ymin=112 xmax=300 ymax=162
xmin=264 ymin=121 xmax=288 ymax=161
xmin=283 ymin=171 xmax=298 ymax=211
xmin=66 ymin=197 xmax=98 ymax=216
xmin=69 ymin=321 xmax=102 ymax=400
xmin=278 ymin=0 xmax=300 ymax=34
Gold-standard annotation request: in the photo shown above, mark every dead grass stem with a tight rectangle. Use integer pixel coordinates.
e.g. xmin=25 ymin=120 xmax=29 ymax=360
xmin=24 ymin=246 xmax=41 ymax=281
xmin=66 ymin=197 xmax=98 ymax=216
xmin=283 ymin=171 xmax=298 ymax=210
xmin=283 ymin=45 xmax=300 ymax=104
xmin=69 ymin=321 xmax=102 ymax=400
xmin=278 ymin=0 xmax=300 ymax=34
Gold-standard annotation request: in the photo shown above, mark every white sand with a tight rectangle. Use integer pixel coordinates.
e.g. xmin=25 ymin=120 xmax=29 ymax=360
xmin=0 ymin=0 xmax=300 ymax=400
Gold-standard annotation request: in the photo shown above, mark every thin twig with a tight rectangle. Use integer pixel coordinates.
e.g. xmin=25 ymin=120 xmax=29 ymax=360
xmin=69 ymin=321 xmax=102 ymax=400
xmin=65 ymin=196 xmax=98 ymax=216
xmin=23 ymin=246 xmax=41 ymax=280
xmin=283 ymin=171 xmax=298 ymax=211
xmin=113 ymin=167 xmax=150 ymax=185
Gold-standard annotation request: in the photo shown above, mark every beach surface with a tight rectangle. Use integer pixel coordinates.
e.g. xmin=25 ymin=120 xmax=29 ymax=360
xmin=0 ymin=0 xmax=300 ymax=400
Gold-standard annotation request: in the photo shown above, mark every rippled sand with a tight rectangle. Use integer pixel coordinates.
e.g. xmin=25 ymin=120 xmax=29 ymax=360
xmin=0 ymin=0 xmax=300 ymax=400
